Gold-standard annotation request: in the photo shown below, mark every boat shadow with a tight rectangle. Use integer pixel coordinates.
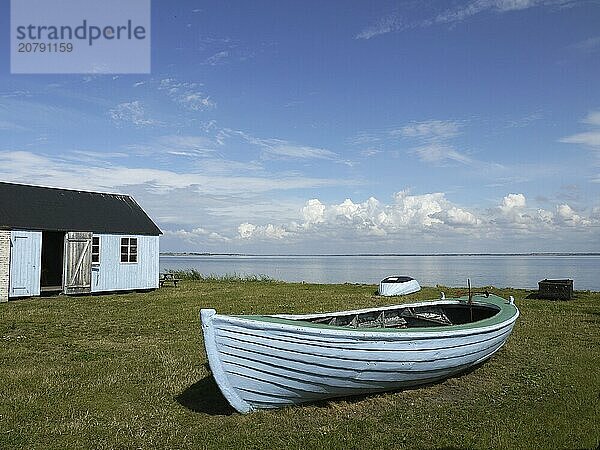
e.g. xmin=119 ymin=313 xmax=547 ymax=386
xmin=312 ymin=362 xmax=487 ymax=408
xmin=176 ymin=361 xmax=487 ymax=416
xmin=175 ymin=375 xmax=236 ymax=416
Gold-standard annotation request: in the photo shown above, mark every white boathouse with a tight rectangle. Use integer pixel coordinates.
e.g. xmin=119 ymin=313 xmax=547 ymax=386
xmin=0 ymin=182 xmax=162 ymax=302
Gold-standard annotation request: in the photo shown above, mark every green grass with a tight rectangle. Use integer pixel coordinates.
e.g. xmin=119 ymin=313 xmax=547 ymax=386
xmin=0 ymin=281 xmax=598 ymax=449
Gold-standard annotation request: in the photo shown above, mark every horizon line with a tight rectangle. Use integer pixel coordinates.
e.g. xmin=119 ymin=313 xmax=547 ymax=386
xmin=159 ymin=252 xmax=600 ymax=257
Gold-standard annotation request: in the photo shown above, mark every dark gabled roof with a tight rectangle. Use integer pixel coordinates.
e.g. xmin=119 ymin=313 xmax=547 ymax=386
xmin=0 ymin=182 xmax=162 ymax=235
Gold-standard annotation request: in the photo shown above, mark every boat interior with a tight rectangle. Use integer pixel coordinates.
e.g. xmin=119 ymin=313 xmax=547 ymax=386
xmin=299 ymin=303 xmax=500 ymax=329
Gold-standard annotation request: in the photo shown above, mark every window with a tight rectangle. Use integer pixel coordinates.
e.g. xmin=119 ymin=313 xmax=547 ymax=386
xmin=120 ymin=237 xmax=138 ymax=263
xmin=92 ymin=236 xmax=100 ymax=264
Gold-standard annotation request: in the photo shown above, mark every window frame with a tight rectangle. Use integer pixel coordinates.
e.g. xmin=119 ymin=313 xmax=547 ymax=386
xmin=120 ymin=237 xmax=138 ymax=264
xmin=91 ymin=235 xmax=101 ymax=265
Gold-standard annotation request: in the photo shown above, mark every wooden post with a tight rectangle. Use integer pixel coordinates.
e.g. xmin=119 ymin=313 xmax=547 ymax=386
xmin=468 ymin=278 xmax=473 ymax=322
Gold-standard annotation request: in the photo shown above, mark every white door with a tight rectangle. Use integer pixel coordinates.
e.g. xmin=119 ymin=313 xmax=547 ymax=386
xmin=9 ymin=231 xmax=42 ymax=297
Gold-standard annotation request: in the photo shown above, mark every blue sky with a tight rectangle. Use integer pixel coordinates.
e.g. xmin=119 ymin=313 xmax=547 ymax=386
xmin=1 ymin=0 xmax=599 ymax=253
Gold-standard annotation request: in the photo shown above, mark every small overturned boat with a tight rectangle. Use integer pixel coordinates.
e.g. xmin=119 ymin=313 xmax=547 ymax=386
xmin=379 ymin=276 xmax=421 ymax=296
xmin=200 ymin=292 xmax=519 ymax=413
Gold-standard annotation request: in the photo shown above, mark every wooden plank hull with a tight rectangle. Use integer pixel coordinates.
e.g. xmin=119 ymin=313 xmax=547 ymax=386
xmin=201 ymin=296 xmax=519 ymax=413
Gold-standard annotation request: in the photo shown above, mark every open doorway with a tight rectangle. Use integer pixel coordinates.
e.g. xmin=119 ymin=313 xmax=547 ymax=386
xmin=41 ymin=231 xmax=65 ymax=293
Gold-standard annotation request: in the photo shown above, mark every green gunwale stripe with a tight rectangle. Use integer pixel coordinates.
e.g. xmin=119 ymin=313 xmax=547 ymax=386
xmin=233 ymin=295 xmax=518 ymax=333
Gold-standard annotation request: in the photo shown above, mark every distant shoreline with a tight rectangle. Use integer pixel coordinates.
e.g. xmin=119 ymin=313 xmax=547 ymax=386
xmin=160 ymin=252 xmax=600 ymax=257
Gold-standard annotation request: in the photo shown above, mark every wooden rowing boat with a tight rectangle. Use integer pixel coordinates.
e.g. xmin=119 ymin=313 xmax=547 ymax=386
xmin=200 ymin=293 xmax=519 ymax=413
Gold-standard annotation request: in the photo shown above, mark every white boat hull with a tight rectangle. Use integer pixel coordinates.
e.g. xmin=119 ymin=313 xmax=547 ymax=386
xmin=201 ymin=299 xmax=519 ymax=413
xmin=379 ymin=278 xmax=421 ymax=296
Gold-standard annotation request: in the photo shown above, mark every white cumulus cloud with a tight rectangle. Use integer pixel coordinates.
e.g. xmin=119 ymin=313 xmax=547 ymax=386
xmin=556 ymin=204 xmax=590 ymax=226
xmin=164 ymin=227 xmax=230 ymax=243
xmin=236 ymin=190 xmax=598 ymax=244
xmin=238 ymin=222 xmax=289 ymax=240
xmin=446 ymin=206 xmax=480 ymax=226
xmin=302 ymin=199 xmax=325 ymax=225
xmin=500 ymin=193 xmax=527 ymax=212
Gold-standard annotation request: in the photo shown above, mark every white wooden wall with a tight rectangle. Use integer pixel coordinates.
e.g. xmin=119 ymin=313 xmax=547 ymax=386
xmin=9 ymin=230 xmax=42 ymax=298
xmin=91 ymin=234 xmax=159 ymax=292
xmin=0 ymin=230 xmax=10 ymax=302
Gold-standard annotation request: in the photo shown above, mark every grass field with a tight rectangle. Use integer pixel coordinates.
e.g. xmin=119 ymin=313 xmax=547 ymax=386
xmin=0 ymin=280 xmax=598 ymax=449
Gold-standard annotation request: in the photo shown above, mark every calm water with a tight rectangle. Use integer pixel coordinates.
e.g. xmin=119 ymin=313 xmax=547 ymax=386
xmin=160 ymin=255 xmax=600 ymax=290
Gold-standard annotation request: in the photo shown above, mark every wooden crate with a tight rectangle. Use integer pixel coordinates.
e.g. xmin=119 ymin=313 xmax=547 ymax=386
xmin=538 ymin=279 xmax=573 ymax=300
